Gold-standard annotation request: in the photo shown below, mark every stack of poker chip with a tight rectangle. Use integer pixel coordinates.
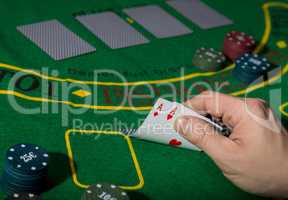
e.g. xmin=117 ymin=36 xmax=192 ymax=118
xmin=233 ymin=53 xmax=271 ymax=83
xmin=0 ymin=144 xmax=49 ymax=195
xmin=192 ymin=47 xmax=226 ymax=71
xmin=81 ymin=183 xmax=130 ymax=200
xmin=223 ymin=31 xmax=256 ymax=61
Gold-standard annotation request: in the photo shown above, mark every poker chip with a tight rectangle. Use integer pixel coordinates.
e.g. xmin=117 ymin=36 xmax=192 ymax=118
xmin=223 ymin=31 xmax=256 ymax=61
xmin=81 ymin=183 xmax=130 ymax=200
xmin=4 ymin=192 xmax=41 ymax=200
xmin=192 ymin=47 xmax=226 ymax=71
xmin=233 ymin=53 xmax=272 ymax=83
xmin=204 ymin=114 xmax=231 ymax=137
xmin=1 ymin=144 xmax=49 ymax=195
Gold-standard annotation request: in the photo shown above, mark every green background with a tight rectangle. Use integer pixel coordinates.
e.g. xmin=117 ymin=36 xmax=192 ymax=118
xmin=0 ymin=0 xmax=287 ymax=199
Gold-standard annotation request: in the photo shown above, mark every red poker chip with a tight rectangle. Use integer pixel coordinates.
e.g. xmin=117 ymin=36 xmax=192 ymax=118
xmin=223 ymin=45 xmax=251 ymax=61
xmin=224 ymin=31 xmax=256 ymax=50
xmin=223 ymin=31 xmax=256 ymax=60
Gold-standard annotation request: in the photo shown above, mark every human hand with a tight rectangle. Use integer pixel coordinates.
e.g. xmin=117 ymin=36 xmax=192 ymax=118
xmin=174 ymin=91 xmax=288 ymax=197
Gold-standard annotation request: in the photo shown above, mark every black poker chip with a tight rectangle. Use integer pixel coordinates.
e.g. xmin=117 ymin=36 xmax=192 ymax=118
xmin=81 ymin=183 xmax=130 ymax=200
xmin=4 ymin=192 xmax=42 ymax=200
xmin=6 ymin=144 xmax=49 ymax=174
xmin=204 ymin=114 xmax=232 ymax=137
xmin=1 ymin=144 xmax=49 ymax=195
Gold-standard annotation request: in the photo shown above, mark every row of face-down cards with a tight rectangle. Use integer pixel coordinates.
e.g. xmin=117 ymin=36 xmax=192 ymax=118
xmin=17 ymin=0 xmax=233 ymax=60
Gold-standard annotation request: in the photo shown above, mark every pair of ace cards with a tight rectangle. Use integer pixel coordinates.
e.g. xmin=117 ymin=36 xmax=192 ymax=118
xmin=126 ymin=98 xmax=231 ymax=151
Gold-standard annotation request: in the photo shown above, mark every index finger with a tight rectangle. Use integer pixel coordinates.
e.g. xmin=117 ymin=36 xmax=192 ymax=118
xmin=184 ymin=91 xmax=244 ymax=127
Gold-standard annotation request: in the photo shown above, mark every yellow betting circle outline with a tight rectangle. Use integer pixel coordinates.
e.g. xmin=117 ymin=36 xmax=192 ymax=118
xmin=0 ymin=2 xmax=287 ymax=111
xmin=65 ymin=129 xmax=144 ymax=190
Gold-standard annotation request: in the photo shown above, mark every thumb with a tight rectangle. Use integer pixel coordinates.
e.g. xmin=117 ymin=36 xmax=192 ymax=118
xmin=174 ymin=115 xmax=235 ymax=159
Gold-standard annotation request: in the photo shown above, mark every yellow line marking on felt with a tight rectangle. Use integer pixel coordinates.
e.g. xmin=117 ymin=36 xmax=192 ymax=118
xmin=1 ymin=2 xmax=287 ymax=87
xmin=280 ymin=102 xmax=288 ymax=117
xmin=62 ymin=3 xmax=288 ymax=191
xmin=72 ymin=90 xmax=92 ymax=98
xmin=230 ymin=64 xmax=288 ymax=97
xmin=62 ymin=65 xmax=288 ymax=191
xmin=0 ymin=62 xmax=234 ymax=86
xmin=126 ymin=17 xmax=134 ymax=24
xmin=0 ymin=2 xmax=286 ymax=111
xmin=0 ymin=2 xmax=286 ymax=112
xmin=65 ymin=129 xmax=144 ymax=190
xmin=0 ymin=90 xmax=152 ymax=111
xmin=276 ymin=40 xmax=287 ymax=49
xmin=0 ymin=64 xmax=286 ymax=111
xmin=0 ymin=64 xmax=286 ymax=112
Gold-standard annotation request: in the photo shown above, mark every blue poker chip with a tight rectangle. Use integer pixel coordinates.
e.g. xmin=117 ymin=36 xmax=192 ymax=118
xmin=235 ymin=53 xmax=271 ymax=75
xmin=5 ymin=144 xmax=49 ymax=174
xmin=234 ymin=53 xmax=271 ymax=83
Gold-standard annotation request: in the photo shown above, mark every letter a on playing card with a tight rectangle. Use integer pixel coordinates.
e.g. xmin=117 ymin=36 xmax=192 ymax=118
xmin=154 ymin=103 xmax=164 ymax=117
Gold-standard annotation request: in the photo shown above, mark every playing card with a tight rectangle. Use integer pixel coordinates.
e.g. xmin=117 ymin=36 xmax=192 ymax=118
xmin=132 ymin=98 xmax=231 ymax=151
xmin=17 ymin=20 xmax=96 ymax=60
xmin=134 ymin=98 xmax=203 ymax=151
xmin=167 ymin=0 xmax=233 ymax=29
xmin=123 ymin=5 xmax=192 ymax=38
xmin=76 ymin=12 xmax=149 ymax=49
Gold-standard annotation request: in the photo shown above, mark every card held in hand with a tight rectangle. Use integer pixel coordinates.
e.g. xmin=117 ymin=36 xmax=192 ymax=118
xmin=132 ymin=98 xmax=231 ymax=151
xmin=133 ymin=98 xmax=202 ymax=151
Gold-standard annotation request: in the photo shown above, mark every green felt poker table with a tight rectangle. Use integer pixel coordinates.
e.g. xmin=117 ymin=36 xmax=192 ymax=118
xmin=0 ymin=0 xmax=288 ymax=199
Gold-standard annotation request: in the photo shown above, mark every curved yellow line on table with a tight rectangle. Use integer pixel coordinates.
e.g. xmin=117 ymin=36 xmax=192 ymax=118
xmin=280 ymin=102 xmax=288 ymax=117
xmin=1 ymin=64 xmax=287 ymax=111
xmin=65 ymin=129 xmax=144 ymax=190
xmin=0 ymin=62 xmax=234 ymax=86
xmin=0 ymin=90 xmax=152 ymax=111
xmin=0 ymin=2 xmax=287 ymax=111
xmin=0 ymin=1 xmax=286 ymax=87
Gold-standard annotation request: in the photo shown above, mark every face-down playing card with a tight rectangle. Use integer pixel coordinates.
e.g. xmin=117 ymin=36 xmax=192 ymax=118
xmin=167 ymin=0 xmax=233 ymax=29
xmin=76 ymin=12 xmax=149 ymax=49
xmin=17 ymin=19 xmax=96 ymax=60
xmin=123 ymin=5 xmax=192 ymax=38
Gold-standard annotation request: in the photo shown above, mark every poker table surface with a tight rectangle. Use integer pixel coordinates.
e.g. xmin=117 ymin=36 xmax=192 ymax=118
xmin=0 ymin=0 xmax=288 ymax=199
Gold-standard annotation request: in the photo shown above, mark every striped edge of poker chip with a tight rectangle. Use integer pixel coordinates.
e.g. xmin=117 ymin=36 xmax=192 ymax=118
xmin=81 ymin=183 xmax=130 ymax=200
xmin=5 ymin=192 xmax=41 ymax=200
xmin=232 ymin=67 xmax=260 ymax=84
xmin=6 ymin=144 xmax=49 ymax=174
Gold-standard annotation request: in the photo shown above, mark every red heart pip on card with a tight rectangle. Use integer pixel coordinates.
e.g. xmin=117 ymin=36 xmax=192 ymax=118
xmin=169 ymin=139 xmax=182 ymax=146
